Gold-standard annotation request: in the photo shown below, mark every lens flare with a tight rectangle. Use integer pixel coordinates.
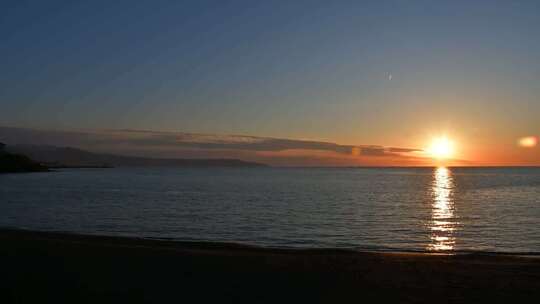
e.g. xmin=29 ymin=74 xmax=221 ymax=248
xmin=518 ymin=136 xmax=538 ymax=148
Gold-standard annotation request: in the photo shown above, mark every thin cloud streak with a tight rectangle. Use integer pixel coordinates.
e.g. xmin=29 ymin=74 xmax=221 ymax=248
xmin=0 ymin=126 xmax=424 ymax=166
xmin=103 ymin=129 xmax=422 ymax=157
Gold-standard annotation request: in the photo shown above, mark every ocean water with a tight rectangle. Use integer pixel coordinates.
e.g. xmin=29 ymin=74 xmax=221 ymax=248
xmin=1 ymin=167 xmax=539 ymax=253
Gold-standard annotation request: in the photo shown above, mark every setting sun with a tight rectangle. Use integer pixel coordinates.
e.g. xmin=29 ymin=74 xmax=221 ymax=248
xmin=428 ymin=137 xmax=455 ymax=159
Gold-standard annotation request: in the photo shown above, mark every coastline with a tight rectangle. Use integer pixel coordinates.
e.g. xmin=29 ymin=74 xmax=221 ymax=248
xmin=2 ymin=228 xmax=539 ymax=303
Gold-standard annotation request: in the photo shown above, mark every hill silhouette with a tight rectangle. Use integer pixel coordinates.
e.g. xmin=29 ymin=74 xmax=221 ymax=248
xmin=0 ymin=143 xmax=48 ymax=173
xmin=6 ymin=145 xmax=267 ymax=168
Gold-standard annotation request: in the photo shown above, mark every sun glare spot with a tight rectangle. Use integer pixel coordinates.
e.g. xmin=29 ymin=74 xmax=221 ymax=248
xmin=428 ymin=167 xmax=457 ymax=251
xmin=427 ymin=137 xmax=454 ymax=159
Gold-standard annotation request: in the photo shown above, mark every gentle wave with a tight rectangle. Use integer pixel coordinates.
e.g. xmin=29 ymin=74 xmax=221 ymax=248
xmin=1 ymin=167 xmax=539 ymax=253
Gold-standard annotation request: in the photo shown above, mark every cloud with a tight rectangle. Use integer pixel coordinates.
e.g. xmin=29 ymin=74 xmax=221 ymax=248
xmin=388 ymin=147 xmax=421 ymax=153
xmin=101 ymin=129 xmax=422 ymax=157
xmin=0 ymin=126 xmax=423 ymax=165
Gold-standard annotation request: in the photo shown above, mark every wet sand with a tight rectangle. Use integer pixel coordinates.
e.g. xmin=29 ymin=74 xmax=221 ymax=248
xmin=1 ymin=228 xmax=539 ymax=303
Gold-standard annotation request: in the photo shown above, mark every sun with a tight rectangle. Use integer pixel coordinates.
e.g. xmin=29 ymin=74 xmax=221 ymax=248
xmin=427 ymin=137 xmax=454 ymax=159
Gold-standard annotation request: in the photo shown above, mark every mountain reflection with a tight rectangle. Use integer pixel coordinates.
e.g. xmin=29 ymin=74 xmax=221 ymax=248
xmin=428 ymin=167 xmax=457 ymax=251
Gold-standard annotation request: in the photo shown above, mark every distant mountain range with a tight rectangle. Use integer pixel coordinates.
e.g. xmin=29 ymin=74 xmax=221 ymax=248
xmin=5 ymin=145 xmax=267 ymax=168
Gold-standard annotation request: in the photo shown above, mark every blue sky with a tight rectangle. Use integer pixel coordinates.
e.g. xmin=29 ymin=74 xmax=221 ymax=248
xmin=1 ymin=1 xmax=539 ymax=164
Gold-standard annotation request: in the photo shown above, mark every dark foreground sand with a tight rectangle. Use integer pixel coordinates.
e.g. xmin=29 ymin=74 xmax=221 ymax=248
xmin=1 ymin=229 xmax=539 ymax=303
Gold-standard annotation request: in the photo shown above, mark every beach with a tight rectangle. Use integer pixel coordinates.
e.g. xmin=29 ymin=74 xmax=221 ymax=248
xmin=1 ymin=228 xmax=539 ymax=303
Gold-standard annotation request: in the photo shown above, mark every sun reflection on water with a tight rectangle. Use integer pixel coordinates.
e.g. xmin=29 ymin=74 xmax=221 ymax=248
xmin=428 ymin=167 xmax=458 ymax=251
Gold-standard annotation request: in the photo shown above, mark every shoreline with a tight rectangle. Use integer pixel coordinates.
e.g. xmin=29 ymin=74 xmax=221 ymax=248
xmin=2 ymin=228 xmax=540 ymax=303
xmin=4 ymin=227 xmax=540 ymax=257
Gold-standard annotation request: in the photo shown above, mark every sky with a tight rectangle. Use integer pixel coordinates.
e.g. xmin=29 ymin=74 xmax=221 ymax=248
xmin=1 ymin=0 xmax=539 ymax=166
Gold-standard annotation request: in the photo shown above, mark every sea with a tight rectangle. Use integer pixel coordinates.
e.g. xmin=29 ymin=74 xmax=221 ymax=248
xmin=1 ymin=167 xmax=539 ymax=253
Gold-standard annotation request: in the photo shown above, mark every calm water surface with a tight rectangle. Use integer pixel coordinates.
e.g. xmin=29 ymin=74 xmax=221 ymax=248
xmin=1 ymin=167 xmax=539 ymax=253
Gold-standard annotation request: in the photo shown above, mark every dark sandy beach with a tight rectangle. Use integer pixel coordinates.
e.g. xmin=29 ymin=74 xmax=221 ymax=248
xmin=1 ymin=228 xmax=539 ymax=303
